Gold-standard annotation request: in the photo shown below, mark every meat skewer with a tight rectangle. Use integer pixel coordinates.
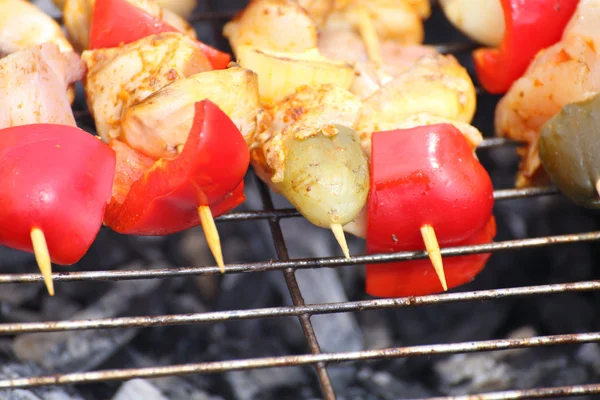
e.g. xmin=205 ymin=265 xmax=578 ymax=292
xmin=80 ymin=1 xmax=248 ymax=270
xmin=223 ymin=0 xmax=486 ymax=292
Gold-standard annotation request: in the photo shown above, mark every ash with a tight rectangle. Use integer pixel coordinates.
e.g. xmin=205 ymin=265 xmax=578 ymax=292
xmin=1 ymin=1 xmax=600 ymax=399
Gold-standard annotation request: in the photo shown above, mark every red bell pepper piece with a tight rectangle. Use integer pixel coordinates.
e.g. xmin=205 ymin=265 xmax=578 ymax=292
xmin=366 ymin=124 xmax=496 ymax=297
xmin=0 ymin=124 xmax=116 ymax=265
xmin=89 ymin=0 xmax=231 ymax=70
xmin=103 ymin=99 xmax=249 ymax=235
xmin=473 ymin=0 xmax=579 ymax=94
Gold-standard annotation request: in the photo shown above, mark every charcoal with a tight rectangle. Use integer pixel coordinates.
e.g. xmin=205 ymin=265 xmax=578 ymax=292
xmin=1 ymin=306 xmax=42 ymax=324
xmin=336 ymin=386 xmax=379 ymax=400
xmin=226 ymin=365 xmax=309 ymax=400
xmin=0 ymin=390 xmax=41 ymax=400
xmin=12 ymin=263 xmax=167 ymax=372
xmin=0 ymin=247 xmax=35 ymax=272
xmin=275 ymin=216 xmax=364 ymax=352
xmin=358 ymin=310 xmax=394 ymax=350
xmin=179 ymin=227 xmax=213 ymax=268
xmin=576 ymin=343 xmax=600 ymax=375
xmin=112 ymin=379 xmax=168 ymax=400
xmin=387 ymin=299 xmax=510 ymax=347
xmin=435 ymin=326 xmax=593 ymax=397
xmin=208 ymin=336 xmax=311 ymax=400
xmin=295 ymin=268 xmax=364 ymax=353
xmin=41 ymin=297 xmax=79 ymax=321
xmin=535 ymin=294 xmax=595 ymax=334
xmin=356 ymin=368 xmax=435 ymax=400
xmin=151 ymin=376 xmax=225 ymax=400
xmin=435 ymin=352 xmax=514 ymax=394
xmin=0 ymin=284 xmax=40 ymax=308
xmin=126 ymin=236 xmax=168 ymax=263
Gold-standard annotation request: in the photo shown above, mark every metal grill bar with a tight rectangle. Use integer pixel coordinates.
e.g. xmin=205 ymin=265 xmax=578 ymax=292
xmin=426 ymin=384 xmax=600 ymax=400
xmin=257 ymin=178 xmax=336 ymax=399
xmin=215 ymin=186 xmax=558 ymax=222
xmin=1 ymin=230 xmax=598 ymax=285
xmin=1 ymin=332 xmax=598 ymax=390
xmin=1 ymin=280 xmax=599 ymax=335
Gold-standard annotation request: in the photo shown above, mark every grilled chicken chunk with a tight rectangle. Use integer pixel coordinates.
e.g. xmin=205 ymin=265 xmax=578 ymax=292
xmin=224 ymin=0 xmax=319 ymax=56
xmin=0 ymin=44 xmax=85 ymax=128
xmin=62 ymin=0 xmax=197 ymax=51
xmin=121 ymin=65 xmax=263 ymax=158
xmin=0 ymin=0 xmax=73 ymax=56
xmin=82 ymin=32 xmax=211 ymax=142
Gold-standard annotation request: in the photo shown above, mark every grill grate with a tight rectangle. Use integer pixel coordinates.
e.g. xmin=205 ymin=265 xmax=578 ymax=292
xmin=2 ymin=1 xmax=600 ymax=399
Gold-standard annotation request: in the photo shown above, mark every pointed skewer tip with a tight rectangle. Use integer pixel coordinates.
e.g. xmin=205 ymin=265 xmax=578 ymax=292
xmin=198 ymin=205 xmax=225 ymax=273
xmin=30 ymin=227 xmax=55 ymax=296
xmin=420 ymin=224 xmax=448 ymax=291
xmin=331 ymin=223 xmax=351 ymax=259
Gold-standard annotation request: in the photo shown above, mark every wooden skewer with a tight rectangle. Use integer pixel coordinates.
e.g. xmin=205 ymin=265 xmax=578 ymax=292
xmin=331 ymin=223 xmax=350 ymax=259
xmin=350 ymin=5 xmax=394 ymax=87
xmin=30 ymin=227 xmax=54 ymax=296
xmin=351 ymin=6 xmax=384 ymax=67
xmin=177 ymin=144 xmax=226 ymax=273
xmin=420 ymin=224 xmax=448 ymax=291
xmin=198 ymin=206 xmax=225 ymax=273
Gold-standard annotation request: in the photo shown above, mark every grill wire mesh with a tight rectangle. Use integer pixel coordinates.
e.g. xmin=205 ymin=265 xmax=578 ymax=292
xmin=2 ymin=1 xmax=600 ymax=399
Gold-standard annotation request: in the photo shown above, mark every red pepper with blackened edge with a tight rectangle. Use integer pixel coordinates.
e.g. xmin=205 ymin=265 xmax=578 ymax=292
xmin=89 ymin=0 xmax=231 ymax=70
xmin=103 ymin=99 xmax=249 ymax=236
xmin=0 ymin=124 xmax=116 ymax=295
xmin=473 ymin=0 xmax=579 ymax=94
xmin=366 ymin=123 xmax=496 ymax=297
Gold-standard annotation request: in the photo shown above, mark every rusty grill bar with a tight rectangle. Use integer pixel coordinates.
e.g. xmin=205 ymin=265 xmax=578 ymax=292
xmin=3 ymin=2 xmax=600 ymax=399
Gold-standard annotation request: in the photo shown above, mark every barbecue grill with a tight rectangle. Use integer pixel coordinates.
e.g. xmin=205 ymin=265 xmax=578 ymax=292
xmin=2 ymin=1 xmax=600 ymax=399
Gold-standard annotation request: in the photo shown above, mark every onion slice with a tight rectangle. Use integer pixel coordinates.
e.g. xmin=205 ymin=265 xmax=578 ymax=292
xmin=236 ymin=46 xmax=356 ymax=104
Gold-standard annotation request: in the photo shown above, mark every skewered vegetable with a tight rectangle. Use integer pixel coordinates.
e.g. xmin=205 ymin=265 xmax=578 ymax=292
xmin=0 ymin=124 xmax=116 ymax=296
xmin=224 ymin=0 xmax=433 ymax=99
xmin=495 ymin=0 xmax=598 ymax=188
xmin=89 ymin=0 xmax=230 ymax=69
xmin=539 ymin=93 xmax=600 ymax=208
xmin=273 ymin=124 xmax=369 ymax=241
xmin=83 ymin=0 xmax=247 ymax=269
xmin=357 ymin=54 xmax=477 ymax=155
xmin=236 ymin=46 xmax=355 ymax=104
xmin=0 ymin=0 xmax=73 ymax=56
xmin=103 ymin=100 xmax=249 ymax=237
xmin=121 ymin=65 xmax=262 ymax=158
xmin=439 ymin=0 xmax=505 ymax=47
xmin=251 ymin=84 xmax=367 ymax=256
xmin=62 ymin=0 xmax=197 ymax=52
xmin=366 ymin=124 xmax=495 ymax=297
xmin=472 ymin=0 xmax=579 ymax=94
